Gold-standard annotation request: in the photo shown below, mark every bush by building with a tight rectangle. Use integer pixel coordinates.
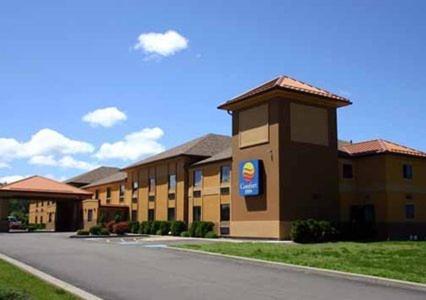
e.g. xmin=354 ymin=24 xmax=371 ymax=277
xmin=189 ymin=221 xmax=215 ymax=238
xmin=100 ymin=228 xmax=110 ymax=236
xmin=205 ymin=231 xmax=218 ymax=238
xmin=139 ymin=221 xmax=151 ymax=234
xmin=105 ymin=220 xmax=115 ymax=232
xmin=129 ymin=221 xmax=140 ymax=234
xmin=180 ymin=231 xmax=190 ymax=237
xmin=150 ymin=221 xmax=162 ymax=235
xmin=170 ymin=220 xmax=186 ymax=236
xmin=158 ymin=221 xmax=170 ymax=235
xmin=76 ymin=229 xmax=89 ymax=236
xmin=89 ymin=225 xmax=103 ymax=236
xmin=291 ymin=219 xmax=338 ymax=243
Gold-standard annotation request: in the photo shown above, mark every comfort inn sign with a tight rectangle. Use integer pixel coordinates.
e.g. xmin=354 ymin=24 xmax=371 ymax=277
xmin=239 ymin=160 xmax=261 ymax=196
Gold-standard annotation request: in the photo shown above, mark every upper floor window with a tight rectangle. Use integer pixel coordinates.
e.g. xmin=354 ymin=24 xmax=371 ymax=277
xmin=119 ymin=184 xmax=125 ymax=201
xmin=403 ymin=164 xmax=413 ymax=179
xmin=194 ymin=170 xmax=202 ymax=188
xmin=220 ymin=204 xmax=230 ymax=221
xmin=148 ymin=209 xmax=155 ymax=221
xmin=342 ymin=163 xmax=353 ymax=179
xmin=405 ymin=204 xmax=415 ymax=219
xmin=220 ymin=165 xmax=231 ymax=184
xmin=95 ymin=189 xmax=99 ymax=200
xmin=149 ymin=177 xmax=156 ymax=193
xmin=87 ymin=209 xmax=93 ymax=222
xmin=106 ymin=187 xmax=111 ymax=201
xmin=168 ymin=174 xmax=176 ymax=191
xmin=132 ymin=181 xmax=138 ymax=200
xmin=193 ymin=206 xmax=202 ymax=222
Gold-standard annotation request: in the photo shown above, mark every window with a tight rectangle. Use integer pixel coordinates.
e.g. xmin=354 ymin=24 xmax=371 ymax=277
xmin=48 ymin=213 xmax=54 ymax=223
xmin=40 ymin=216 xmax=43 ymax=224
xmin=168 ymin=208 xmax=176 ymax=221
xmin=106 ymin=187 xmax=111 ymax=202
xmin=405 ymin=204 xmax=415 ymax=219
xmin=342 ymin=164 xmax=353 ymax=179
xmin=87 ymin=209 xmax=93 ymax=222
xmin=36 ymin=201 xmax=38 ymax=207
xmin=220 ymin=204 xmax=230 ymax=221
xmin=148 ymin=195 xmax=155 ymax=202
xmin=41 ymin=201 xmax=44 ymax=207
xmin=194 ymin=170 xmax=202 ymax=188
xmin=131 ymin=210 xmax=138 ymax=221
xmin=149 ymin=177 xmax=156 ymax=193
xmin=168 ymin=174 xmax=176 ymax=191
xmin=119 ymin=184 xmax=125 ymax=202
xmin=95 ymin=189 xmax=99 ymax=200
xmin=220 ymin=227 xmax=230 ymax=235
xmin=132 ymin=181 xmax=138 ymax=201
xmin=193 ymin=190 xmax=201 ymax=198
xmin=168 ymin=193 xmax=175 ymax=200
xmin=148 ymin=209 xmax=155 ymax=221
xmin=220 ymin=165 xmax=231 ymax=184
xmin=35 ymin=216 xmax=38 ymax=224
xmin=403 ymin=164 xmax=413 ymax=179
xmin=220 ymin=187 xmax=230 ymax=195
xmin=193 ymin=206 xmax=201 ymax=222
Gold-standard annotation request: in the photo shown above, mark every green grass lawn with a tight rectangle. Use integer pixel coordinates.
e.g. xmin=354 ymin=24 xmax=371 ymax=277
xmin=176 ymin=241 xmax=426 ymax=284
xmin=0 ymin=259 xmax=78 ymax=300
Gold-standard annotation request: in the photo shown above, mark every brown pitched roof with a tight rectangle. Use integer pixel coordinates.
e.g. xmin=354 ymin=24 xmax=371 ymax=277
xmin=218 ymin=75 xmax=351 ymax=109
xmin=65 ymin=166 xmax=119 ymax=185
xmin=192 ymin=146 xmax=232 ymax=166
xmin=124 ymin=134 xmax=232 ymax=169
xmin=0 ymin=175 xmax=92 ymax=196
xmin=339 ymin=139 xmax=426 ymax=158
xmin=83 ymin=171 xmax=127 ymax=188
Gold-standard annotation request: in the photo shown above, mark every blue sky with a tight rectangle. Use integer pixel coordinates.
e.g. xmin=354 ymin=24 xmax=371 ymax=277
xmin=1 ymin=0 xmax=425 ymax=182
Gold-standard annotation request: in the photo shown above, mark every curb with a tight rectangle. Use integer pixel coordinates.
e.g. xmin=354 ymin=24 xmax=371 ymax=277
xmin=70 ymin=234 xmax=148 ymax=239
xmin=169 ymin=246 xmax=426 ymax=293
xmin=0 ymin=252 xmax=103 ymax=300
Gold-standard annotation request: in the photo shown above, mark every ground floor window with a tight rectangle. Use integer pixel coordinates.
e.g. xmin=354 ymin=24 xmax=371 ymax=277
xmin=405 ymin=204 xmax=415 ymax=219
xmin=220 ymin=204 xmax=230 ymax=221
xmin=35 ymin=216 xmax=38 ymax=224
xmin=350 ymin=204 xmax=375 ymax=223
xmin=167 ymin=208 xmax=176 ymax=221
xmin=87 ymin=209 xmax=93 ymax=222
xmin=131 ymin=210 xmax=138 ymax=221
xmin=40 ymin=216 xmax=43 ymax=224
xmin=193 ymin=206 xmax=201 ymax=222
xmin=148 ymin=209 xmax=155 ymax=221
xmin=48 ymin=213 xmax=54 ymax=223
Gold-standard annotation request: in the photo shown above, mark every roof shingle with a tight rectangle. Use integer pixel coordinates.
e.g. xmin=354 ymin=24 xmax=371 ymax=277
xmin=65 ymin=166 xmax=119 ymax=185
xmin=218 ymin=75 xmax=351 ymax=109
xmin=83 ymin=171 xmax=127 ymax=188
xmin=339 ymin=139 xmax=426 ymax=158
xmin=124 ymin=134 xmax=231 ymax=169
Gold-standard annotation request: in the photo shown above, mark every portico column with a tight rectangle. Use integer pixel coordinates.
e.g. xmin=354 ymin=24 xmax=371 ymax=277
xmin=0 ymin=199 xmax=9 ymax=232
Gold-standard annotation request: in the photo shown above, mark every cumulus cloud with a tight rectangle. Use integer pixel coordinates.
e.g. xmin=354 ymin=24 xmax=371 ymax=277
xmin=134 ymin=30 xmax=188 ymax=58
xmin=29 ymin=155 xmax=98 ymax=171
xmin=95 ymin=127 xmax=165 ymax=161
xmin=82 ymin=107 xmax=127 ymax=128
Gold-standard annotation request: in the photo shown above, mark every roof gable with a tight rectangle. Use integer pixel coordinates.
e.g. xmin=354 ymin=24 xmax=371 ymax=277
xmin=218 ymin=75 xmax=351 ymax=109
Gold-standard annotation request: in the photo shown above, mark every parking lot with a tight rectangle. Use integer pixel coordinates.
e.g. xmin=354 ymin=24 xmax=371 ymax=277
xmin=0 ymin=233 xmax=424 ymax=300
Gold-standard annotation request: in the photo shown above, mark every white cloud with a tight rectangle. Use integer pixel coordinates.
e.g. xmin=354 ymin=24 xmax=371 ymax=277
xmin=29 ymin=155 xmax=98 ymax=171
xmin=0 ymin=175 xmax=27 ymax=184
xmin=0 ymin=128 xmax=94 ymax=165
xmin=0 ymin=162 xmax=10 ymax=169
xmin=95 ymin=127 xmax=165 ymax=161
xmin=82 ymin=107 xmax=127 ymax=128
xmin=134 ymin=30 xmax=188 ymax=58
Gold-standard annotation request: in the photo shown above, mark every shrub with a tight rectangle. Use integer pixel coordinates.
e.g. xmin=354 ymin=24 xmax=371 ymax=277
xmin=170 ymin=220 xmax=186 ymax=236
xmin=139 ymin=221 xmax=152 ymax=234
xmin=129 ymin=221 xmax=140 ymax=234
xmin=89 ymin=225 xmax=103 ymax=236
xmin=113 ymin=211 xmax=123 ymax=223
xmin=291 ymin=219 xmax=338 ymax=243
xmin=112 ymin=222 xmax=130 ymax=235
xmin=189 ymin=221 xmax=214 ymax=237
xmin=27 ymin=224 xmax=38 ymax=232
xmin=100 ymin=228 xmax=110 ymax=236
xmin=205 ymin=231 xmax=218 ymax=239
xmin=105 ymin=221 xmax=115 ymax=232
xmin=0 ymin=289 xmax=30 ymax=300
xmin=158 ymin=221 xmax=170 ymax=235
xmin=77 ymin=230 xmax=89 ymax=236
xmin=150 ymin=221 xmax=162 ymax=235
xmin=180 ymin=231 xmax=190 ymax=237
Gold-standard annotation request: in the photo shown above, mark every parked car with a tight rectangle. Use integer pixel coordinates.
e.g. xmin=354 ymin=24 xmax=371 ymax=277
xmin=8 ymin=216 xmax=22 ymax=230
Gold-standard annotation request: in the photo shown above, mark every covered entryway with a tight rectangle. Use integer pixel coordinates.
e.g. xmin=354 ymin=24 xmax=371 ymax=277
xmin=0 ymin=176 xmax=92 ymax=232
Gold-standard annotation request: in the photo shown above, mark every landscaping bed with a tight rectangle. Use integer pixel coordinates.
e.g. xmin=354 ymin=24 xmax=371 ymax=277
xmin=175 ymin=241 xmax=426 ymax=284
xmin=0 ymin=258 xmax=78 ymax=300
